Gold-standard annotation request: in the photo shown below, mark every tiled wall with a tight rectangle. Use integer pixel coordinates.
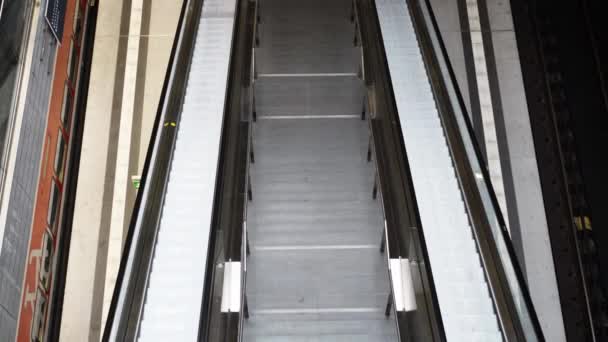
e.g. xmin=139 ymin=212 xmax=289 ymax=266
xmin=0 ymin=2 xmax=57 ymax=340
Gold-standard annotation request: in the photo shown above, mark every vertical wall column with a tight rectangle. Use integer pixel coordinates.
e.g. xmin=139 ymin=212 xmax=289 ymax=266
xmin=137 ymin=0 xmax=182 ymax=169
xmin=101 ymin=0 xmax=144 ymax=330
xmin=100 ymin=0 xmax=182 ymax=330
xmin=60 ymin=0 xmax=181 ymax=340
xmin=60 ymin=0 xmax=126 ymax=340
xmin=472 ymin=0 xmax=567 ymax=340
xmin=430 ymin=0 xmax=567 ymax=338
xmin=464 ymin=0 xmax=509 ymax=229
xmin=428 ymin=0 xmax=472 ymax=115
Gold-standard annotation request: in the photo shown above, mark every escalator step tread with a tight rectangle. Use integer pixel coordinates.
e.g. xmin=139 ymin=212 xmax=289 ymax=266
xmin=375 ymin=0 xmax=503 ymax=341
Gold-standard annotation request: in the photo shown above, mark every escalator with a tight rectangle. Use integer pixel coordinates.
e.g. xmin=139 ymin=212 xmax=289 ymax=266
xmin=102 ymin=0 xmax=545 ymax=341
xmin=243 ymin=0 xmax=397 ymax=340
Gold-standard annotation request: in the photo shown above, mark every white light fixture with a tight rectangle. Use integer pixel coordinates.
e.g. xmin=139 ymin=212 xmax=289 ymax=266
xmin=389 ymin=258 xmax=417 ymax=312
xmin=221 ymin=261 xmax=242 ymax=313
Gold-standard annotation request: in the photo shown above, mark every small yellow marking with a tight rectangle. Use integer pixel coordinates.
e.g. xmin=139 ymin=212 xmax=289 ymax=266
xmin=164 ymin=121 xmax=177 ymax=127
xmin=575 ymin=216 xmax=593 ymax=231
xmin=575 ymin=217 xmax=583 ymax=231
xmin=584 ymin=216 xmax=592 ymax=231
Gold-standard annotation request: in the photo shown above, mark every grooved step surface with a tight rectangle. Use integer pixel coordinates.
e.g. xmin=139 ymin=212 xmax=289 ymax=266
xmin=248 ymin=248 xmax=389 ymax=313
xmin=255 ymin=76 xmax=365 ymax=117
xmin=245 ymin=118 xmax=397 ymax=340
xmin=137 ymin=1 xmax=237 ymax=341
xmin=375 ymin=0 xmax=502 ymax=341
xmin=244 ymin=318 xmax=398 ymax=342
xmin=256 ymin=0 xmax=359 ymax=74
xmin=254 ymin=0 xmax=364 ymax=118
xmin=248 ymin=119 xmax=382 ymax=247
xmin=245 ymin=0 xmax=397 ymax=339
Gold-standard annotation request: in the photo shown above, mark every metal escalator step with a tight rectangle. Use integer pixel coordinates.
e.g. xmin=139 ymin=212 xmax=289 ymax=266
xmin=243 ymin=317 xmax=397 ymax=340
xmin=376 ymin=0 xmax=503 ymax=341
xmin=245 ymin=117 xmax=395 ymax=338
xmin=255 ymin=0 xmax=359 ymax=74
xmin=254 ymin=75 xmax=365 ymax=117
xmin=255 ymin=47 xmax=360 ymax=75
xmin=137 ymin=0 xmax=237 ymax=340
xmin=247 ymin=248 xmax=390 ymax=300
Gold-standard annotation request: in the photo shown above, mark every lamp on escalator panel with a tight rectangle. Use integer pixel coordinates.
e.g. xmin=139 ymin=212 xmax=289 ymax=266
xmin=389 ymin=258 xmax=417 ymax=312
